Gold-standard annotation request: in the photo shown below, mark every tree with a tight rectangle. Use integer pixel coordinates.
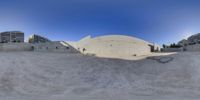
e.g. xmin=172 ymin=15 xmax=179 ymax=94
xmin=162 ymin=44 xmax=166 ymax=48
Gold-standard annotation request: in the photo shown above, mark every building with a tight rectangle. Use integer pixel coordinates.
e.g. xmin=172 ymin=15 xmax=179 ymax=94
xmin=153 ymin=43 xmax=161 ymax=52
xmin=178 ymin=39 xmax=188 ymax=47
xmin=187 ymin=33 xmax=200 ymax=44
xmin=28 ymin=34 xmax=51 ymax=43
xmin=67 ymin=35 xmax=159 ymax=57
xmin=177 ymin=33 xmax=200 ymax=46
xmin=0 ymin=31 xmax=24 ymax=43
xmin=178 ymin=33 xmax=200 ymax=46
xmin=169 ymin=33 xmax=200 ymax=52
xmin=28 ymin=34 xmax=79 ymax=53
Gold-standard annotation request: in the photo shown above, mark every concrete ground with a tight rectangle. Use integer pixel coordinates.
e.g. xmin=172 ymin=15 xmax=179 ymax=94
xmin=95 ymin=52 xmax=176 ymax=60
xmin=0 ymin=51 xmax=199 ymax=100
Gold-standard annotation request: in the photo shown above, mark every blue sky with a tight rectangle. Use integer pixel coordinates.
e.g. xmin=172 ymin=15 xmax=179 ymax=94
xmin=0 ymin=0 xmax=200 ymax=45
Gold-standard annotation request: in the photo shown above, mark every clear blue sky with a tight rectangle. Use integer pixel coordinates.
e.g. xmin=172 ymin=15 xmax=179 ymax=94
xmin=0 ymin=0 xmax=200 ymax=45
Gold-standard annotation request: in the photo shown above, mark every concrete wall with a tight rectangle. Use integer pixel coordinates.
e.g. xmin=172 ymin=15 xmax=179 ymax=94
xmin=0 ymin=42 xmax=79 ymax=53
xmin=33 ymin=41 xmax=79 ymax=53
xmin=0 ymin=43 xmax=33 ymax=51
xmin=68 ymin=35 xmax=152 ymax=56
xmin=185 ymin=44 xmax=200 ymax=51
xmin=162 ymin=44 xmax=200 ymax=52
xmin=162 ymin=48 xmax=182 ymax=52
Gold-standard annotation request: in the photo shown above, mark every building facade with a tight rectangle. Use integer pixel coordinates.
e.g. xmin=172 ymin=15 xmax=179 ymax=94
xmin=0 ymin=31 xmax=24 ymax=43
xmin=174 ymin=33 xmax=200 ymax=51
xmin=178 ymin=39 xmax=188 ymax=47
xmin=28 ymin=34 xmax=51 ymax=43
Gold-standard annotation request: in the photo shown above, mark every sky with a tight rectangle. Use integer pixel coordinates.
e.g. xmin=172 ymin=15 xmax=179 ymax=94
xmin=0 ymin=0 xmax=200 ymax=45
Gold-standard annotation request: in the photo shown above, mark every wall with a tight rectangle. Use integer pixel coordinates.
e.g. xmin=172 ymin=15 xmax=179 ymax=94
xmin=0 ymin=42 xmax=79 ymax=53
xmin=185 ymin=44 xmax=200 ymax=51
xmin=81 ymin=39 xmax=150 ymax=56
xmin=162 ymin=44 xmax=200 ymax=52
xmin=70 ymin=35 xmax=151 ymax=56
xmin=0 ymin=43 xmax=33 ymax=51
xmin=33 ymin=41 xmax=79 ymax=53
xmin=162 ymin=48 xmax=182 ymax=52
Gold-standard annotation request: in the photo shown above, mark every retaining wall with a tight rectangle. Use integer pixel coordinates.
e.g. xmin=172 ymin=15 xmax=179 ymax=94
xmin=185 ymin=44 xmax=200 ymax=51
xmin=162 ymin=48 xmax=182 ymax=52
xmin=33 ymin=41 xmax=79 ymax=53
xmin=0 ymin=43 xmax=33 ymax=51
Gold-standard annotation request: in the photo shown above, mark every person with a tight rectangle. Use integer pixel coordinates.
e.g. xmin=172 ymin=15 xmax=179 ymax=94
xmin=83 ymin=48 xmax=86 ymax=53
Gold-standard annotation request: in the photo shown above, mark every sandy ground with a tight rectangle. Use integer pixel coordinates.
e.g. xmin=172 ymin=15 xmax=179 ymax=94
xmin=0 ymin=51 xmax=199 ymax=100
